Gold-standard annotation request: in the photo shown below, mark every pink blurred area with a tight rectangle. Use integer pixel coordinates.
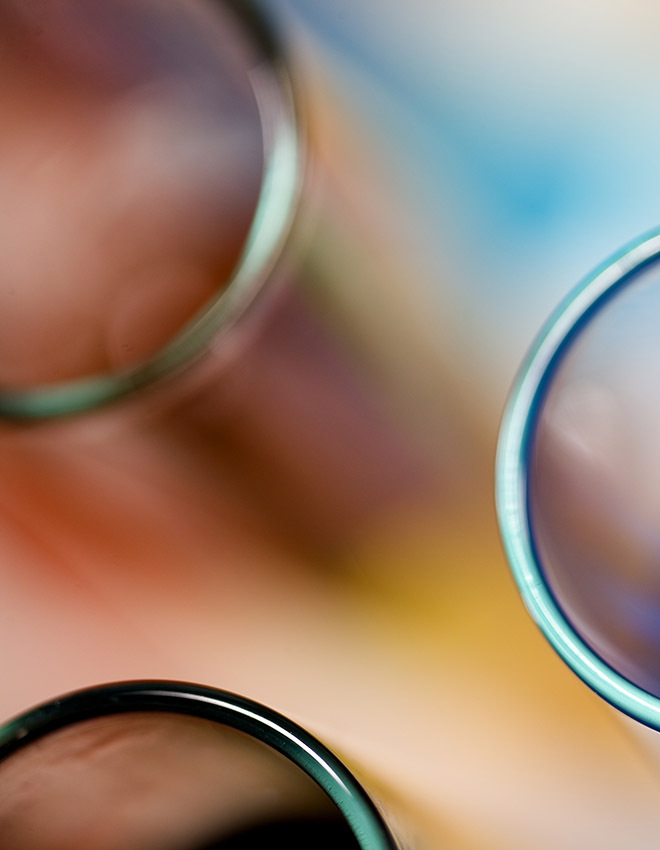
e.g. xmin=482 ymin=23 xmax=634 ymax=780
xmin=0 ymin=0 xmax=262 ymax=385
xmin=2 ymin=2 xmax=660 ymax=850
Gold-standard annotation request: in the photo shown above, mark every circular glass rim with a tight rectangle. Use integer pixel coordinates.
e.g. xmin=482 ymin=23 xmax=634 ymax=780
xmin=496 ymin=226 xmax=660 ymax=732
xmin=0 ymin=0 xmax=303 ymax=419
xmin=0 ymin=680 xmax=399 ymax=850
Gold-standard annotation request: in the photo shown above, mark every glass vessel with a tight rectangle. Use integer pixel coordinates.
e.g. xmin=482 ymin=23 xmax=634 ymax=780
xmin=0 ymin=0 xmax=434 ymax=553
xmin=0 ymin=681 xmax=400 ymax=850
xmin=0 ymin=0 xmax=301 ymax=419
xmin=497 ymin=227 xmax=660 ymax=730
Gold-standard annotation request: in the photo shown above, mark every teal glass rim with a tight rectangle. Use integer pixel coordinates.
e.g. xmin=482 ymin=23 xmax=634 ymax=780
xmin=495 ymin=226 xmax=660 ymax=732
xmin=0 ymin=0 xmax=304 ymax=420
xmin=0 ymin=680 xmax=399 ymax=850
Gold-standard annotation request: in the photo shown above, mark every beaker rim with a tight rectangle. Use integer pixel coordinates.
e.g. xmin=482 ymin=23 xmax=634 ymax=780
xmin=496 ymin=225 xmax=660 ymax=732
xmin=0 ymin=679 xmax=399 ymax=850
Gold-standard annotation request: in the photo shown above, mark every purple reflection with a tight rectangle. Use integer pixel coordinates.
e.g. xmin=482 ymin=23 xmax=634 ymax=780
xmin=530 ymin=260 xmax=660 ymax=696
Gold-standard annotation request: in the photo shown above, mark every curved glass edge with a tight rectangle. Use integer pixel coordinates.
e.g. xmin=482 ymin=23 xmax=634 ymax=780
xmin=0 ymin=681 xmax=399 ymax=850
xmin=495 ymin=226 xmax=660 ymax=732
xmin=0 ymin=0 xmax=304 ymax=420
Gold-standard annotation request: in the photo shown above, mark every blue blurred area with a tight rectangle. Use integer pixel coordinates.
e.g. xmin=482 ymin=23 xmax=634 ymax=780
xmin=272 ymin=1 xmax=660 ymax=374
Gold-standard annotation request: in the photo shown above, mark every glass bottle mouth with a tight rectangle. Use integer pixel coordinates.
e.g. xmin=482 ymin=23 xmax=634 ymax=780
xmin=0 ymin=680 xmax=399 ymax=850
xmin=0 ymin=0 xmax=303 ymax=420
xmin=496 ymin=227 xmax=660 ymax=732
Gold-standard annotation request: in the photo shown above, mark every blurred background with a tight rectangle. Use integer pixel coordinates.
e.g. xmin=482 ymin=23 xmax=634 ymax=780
xmin=4 ymin=1 xmax=660 ymax=847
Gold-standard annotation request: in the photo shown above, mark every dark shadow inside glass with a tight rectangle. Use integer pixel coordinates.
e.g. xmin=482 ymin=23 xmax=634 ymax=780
xmin=0 ymin=711 xmax=360 ymax=850
xmin=529 ymin=257 xmax=660 ymax=697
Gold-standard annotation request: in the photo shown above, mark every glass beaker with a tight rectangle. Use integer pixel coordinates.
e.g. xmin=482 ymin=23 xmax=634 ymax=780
xmin=497 ymin=227 xmax=660 ymax=730
xmin=0 ymin=0 xmax=434 ymax=555
xmin=0 ymin=680 xmax=401 ymax=850
xmin=0 ymin=0 xmax=301 ymax=418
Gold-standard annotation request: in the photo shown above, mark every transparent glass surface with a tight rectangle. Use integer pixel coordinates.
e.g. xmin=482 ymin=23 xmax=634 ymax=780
xmin=0 ymin=0 xmax=300 ymax=417
xmin=0 ymin=683 xmax=397 ymax=850
xmin=497 ymin=229 xmax=660 ymax=728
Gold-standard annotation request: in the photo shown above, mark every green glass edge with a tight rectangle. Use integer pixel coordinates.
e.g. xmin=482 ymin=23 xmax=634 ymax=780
xmin=0 ymin=682 xmax=398 ymax=850
xmin=0 ymin=2 xmax=303 ymax=419
xmin=144 ymin=688 xmax=398 ymax=850
xmin=495 ymin=226 xmax=660 ymax=731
